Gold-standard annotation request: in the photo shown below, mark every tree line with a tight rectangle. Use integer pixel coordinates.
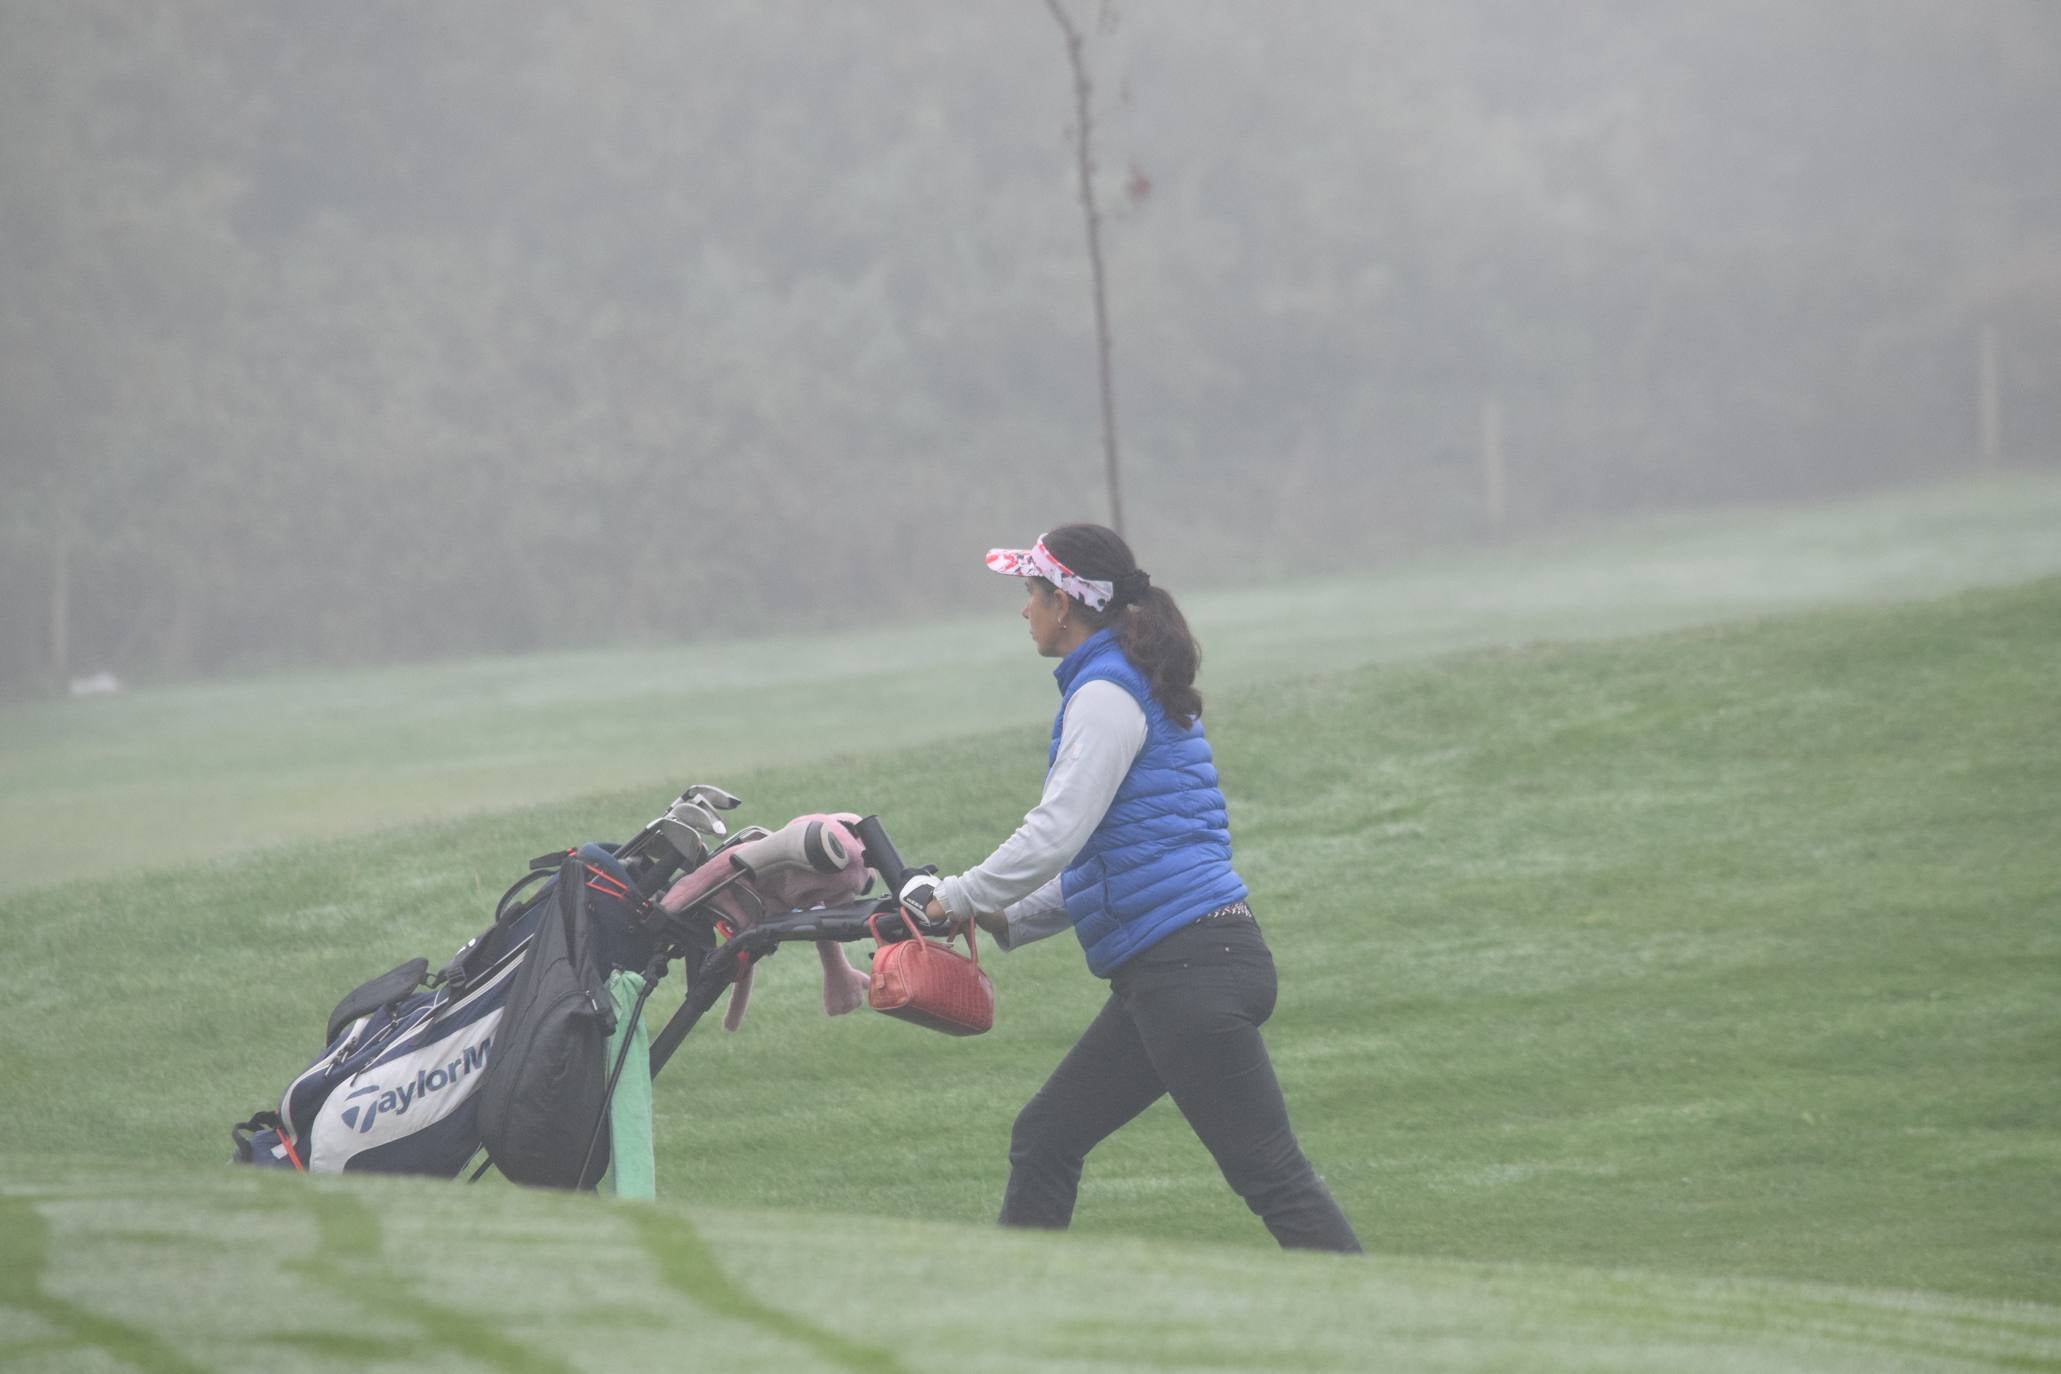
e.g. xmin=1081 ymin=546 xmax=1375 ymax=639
xmin=2 ymin=1 xmax=2055 ymax=694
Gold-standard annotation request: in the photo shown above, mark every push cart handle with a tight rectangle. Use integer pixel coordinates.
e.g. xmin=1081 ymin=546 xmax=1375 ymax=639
xmin=754 ymin=896 xmax=948 ymax=944
xmin=853 ymin=814 xmax=910 ymax=891
xmin=853 ymin=815 xmax=952 ymax=937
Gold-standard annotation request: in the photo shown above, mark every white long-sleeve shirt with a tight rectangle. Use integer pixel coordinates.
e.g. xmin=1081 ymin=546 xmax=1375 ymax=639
xmin=934 ymin=680 xmax=1147 ymax=950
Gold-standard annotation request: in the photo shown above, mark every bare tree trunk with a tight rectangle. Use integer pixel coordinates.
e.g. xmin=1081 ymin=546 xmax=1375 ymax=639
xmin=1043 ymin=0 xmax=1124 ymax=537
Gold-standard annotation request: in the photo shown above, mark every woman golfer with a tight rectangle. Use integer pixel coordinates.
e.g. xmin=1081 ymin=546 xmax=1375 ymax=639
xmin=925 ymin=523 xmax=1361 ymax=1252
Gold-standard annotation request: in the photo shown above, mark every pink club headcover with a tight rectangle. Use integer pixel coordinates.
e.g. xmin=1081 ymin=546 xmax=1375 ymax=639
xmin=657 ymin=812 xmax=873 ymax=1031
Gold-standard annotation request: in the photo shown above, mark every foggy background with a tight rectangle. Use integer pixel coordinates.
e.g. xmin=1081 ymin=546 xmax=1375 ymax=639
xmin=3 ymin=0 xmax=2056 ymax=696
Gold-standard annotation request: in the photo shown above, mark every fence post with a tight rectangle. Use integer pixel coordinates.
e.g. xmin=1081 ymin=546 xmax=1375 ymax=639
xmin=1979 ymin=324 xmax=2001 ymax=469
xmin=1481 ymin=393 xmax=1507 ymax=532
xmin=49 ymin=525 xmax=70 ymax=693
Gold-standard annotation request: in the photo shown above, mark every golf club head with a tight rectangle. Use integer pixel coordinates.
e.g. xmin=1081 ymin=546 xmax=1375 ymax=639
xmin=714 ymin=825 xmax=771 ymax=853
xmin=655 ymin=795 xmax=735 ymax=866
xmin=684 ymin=784 xmax=742 ymax=812
xmin=655 ymin=815 xmax=709 ymax=867
xmin=669 ymin=796 xmax=727 ymax=837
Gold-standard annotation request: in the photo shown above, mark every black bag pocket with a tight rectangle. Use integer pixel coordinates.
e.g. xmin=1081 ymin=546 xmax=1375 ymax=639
xmin=476 ymin=857 xmax=617 ymax=1189
xmin=324 ymin=958 xmax=429 ymax=1046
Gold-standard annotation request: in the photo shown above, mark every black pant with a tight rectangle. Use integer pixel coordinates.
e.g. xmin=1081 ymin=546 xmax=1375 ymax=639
xmin=998 ymin=914 xmax=1362 ymax=1252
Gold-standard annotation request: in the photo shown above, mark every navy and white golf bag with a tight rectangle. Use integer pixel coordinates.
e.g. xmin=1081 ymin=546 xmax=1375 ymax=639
xmin=231 ymin=843 xmax=647 ymax=1177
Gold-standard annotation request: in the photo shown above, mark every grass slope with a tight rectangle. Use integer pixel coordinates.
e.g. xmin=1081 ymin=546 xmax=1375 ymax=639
xmin=0 ymin=579 xmax=2055 ymax=1368
xmin=5 ymin=472 xmax=2059 ymax=895
xmin=4 ymin=1174 xmax=2056 ymax=1374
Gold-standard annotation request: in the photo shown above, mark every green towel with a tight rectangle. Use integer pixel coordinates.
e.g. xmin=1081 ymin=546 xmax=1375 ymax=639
xmin=601 ymin=970 xmax=656 ymax=1200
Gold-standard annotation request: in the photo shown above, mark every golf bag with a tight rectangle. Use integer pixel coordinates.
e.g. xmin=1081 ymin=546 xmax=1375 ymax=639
xmin=230 ymin=843 xmax=649 ymax=1177
xmin=230 ymin=787 xmax=951 ymax=1187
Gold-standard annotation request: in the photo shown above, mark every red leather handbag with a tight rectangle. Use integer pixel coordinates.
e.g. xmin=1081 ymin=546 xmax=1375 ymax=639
xmin=866 ymin=909 xmax=994 ymax=1036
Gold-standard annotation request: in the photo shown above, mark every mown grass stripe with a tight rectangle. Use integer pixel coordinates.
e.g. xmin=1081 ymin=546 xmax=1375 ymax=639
xmin=0 ymin=1194 xmax=212 ymax=1374
xmin=624 ymin=1204 xmax=910 ymax=1374
xmin=1552 ymin=1281 xmax=2061 ymax=1371
xmin=288 ymin=1188 xmax=576 ymax=1374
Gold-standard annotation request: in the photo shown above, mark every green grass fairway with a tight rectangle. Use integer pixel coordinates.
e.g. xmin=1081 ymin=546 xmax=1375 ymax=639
xmin=5 ymin=1174 xmax=2055 ymax=1374
xmin=5 ymin=473 xmax=2058 ymax=895
xmin=1 ymin=575 xmax=2056 ymax=1369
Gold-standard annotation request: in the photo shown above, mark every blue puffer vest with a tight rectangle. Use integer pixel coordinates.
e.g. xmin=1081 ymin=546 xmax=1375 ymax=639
xmin=1053 ymin=629 xmax=1248 ymax=976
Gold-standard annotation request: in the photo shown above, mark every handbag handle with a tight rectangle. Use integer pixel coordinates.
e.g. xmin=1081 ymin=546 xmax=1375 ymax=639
xmin=865 ymin=905 xmax=981 ymax=966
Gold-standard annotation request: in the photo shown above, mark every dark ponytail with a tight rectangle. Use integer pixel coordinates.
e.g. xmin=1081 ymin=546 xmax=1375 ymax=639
xmin=1041 ymin=523 xmax=1204 ymax=728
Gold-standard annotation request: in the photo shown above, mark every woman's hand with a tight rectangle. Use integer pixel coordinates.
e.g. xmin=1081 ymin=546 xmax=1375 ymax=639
xmin=926 ymin=895 xmax=1004 ymax=939
xmin=925 ymin=896 xmax=971 ymax=934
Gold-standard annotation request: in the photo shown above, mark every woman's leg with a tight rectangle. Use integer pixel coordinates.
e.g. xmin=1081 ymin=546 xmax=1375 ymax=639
xmin=1116 ymin=921 xmax=1363 ymax=1253
xmin=998 ymin=991 xmax=1167 ymax=1230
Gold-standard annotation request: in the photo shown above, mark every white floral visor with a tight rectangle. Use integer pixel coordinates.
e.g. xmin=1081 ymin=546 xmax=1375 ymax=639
xmin=984 ymin=536 xmax=1115 ymax=611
